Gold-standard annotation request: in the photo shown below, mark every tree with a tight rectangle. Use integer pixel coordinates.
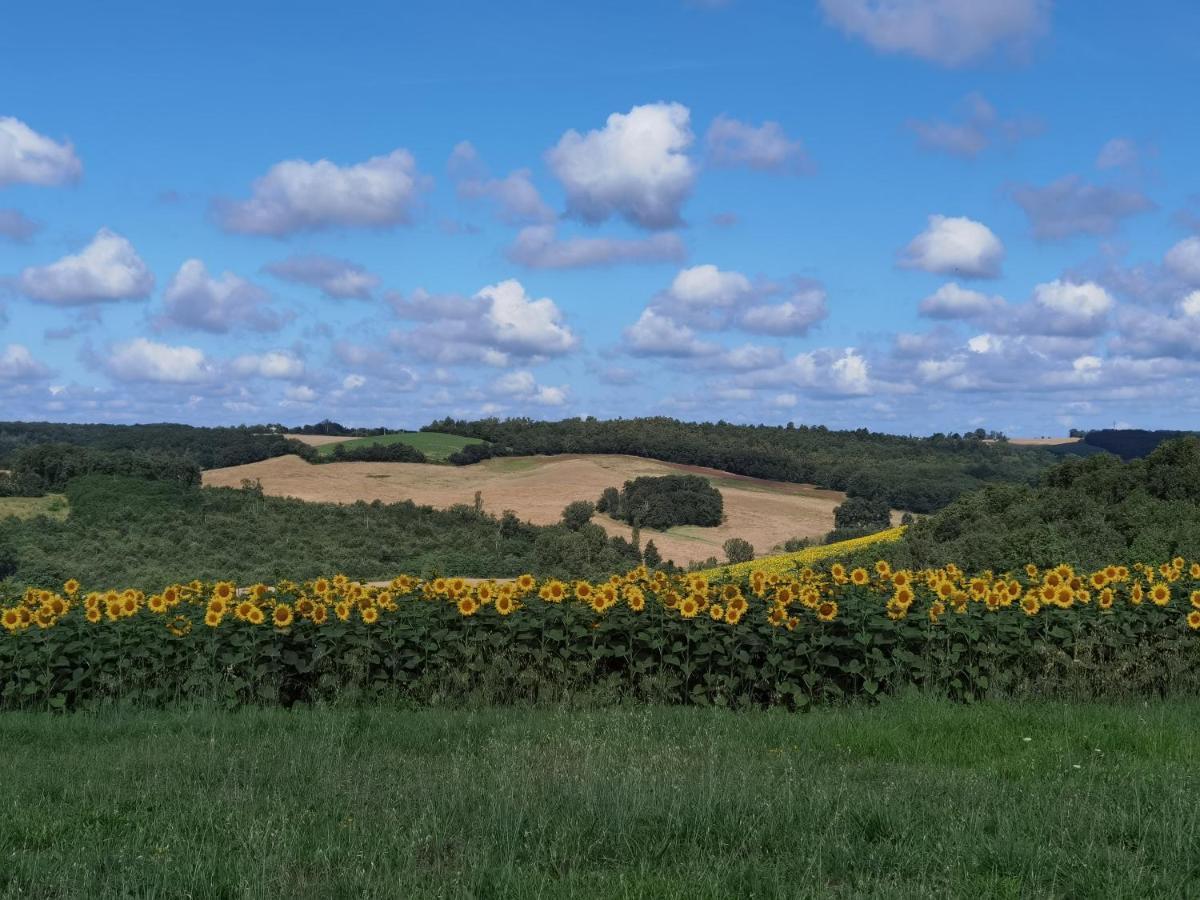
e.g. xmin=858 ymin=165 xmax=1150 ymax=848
xmin=560 ymin=500 xmax=595 ymax=531
xmin=723 ymin=537 xmax=754 ymax=563
xmin=596 ymin=486 xmax=621 ymax=516
xmin=643 ymin=539 xmax=662 ymax=569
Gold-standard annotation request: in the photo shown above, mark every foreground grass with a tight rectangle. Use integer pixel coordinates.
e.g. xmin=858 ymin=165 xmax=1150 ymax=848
xmin=0 ymin=494 xmax=67 ymax=521
xmin=317 ymin=431 xmax=484 ymax=461
xmin=2 ymin=698 xmax=1197 ymax=898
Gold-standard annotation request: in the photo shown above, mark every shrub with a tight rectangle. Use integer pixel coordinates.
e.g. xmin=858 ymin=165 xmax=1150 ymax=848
xmin=601 ymin=475 xmax=723 ymax=530
xmin=723 ymin=538 xmax=754 ymax=563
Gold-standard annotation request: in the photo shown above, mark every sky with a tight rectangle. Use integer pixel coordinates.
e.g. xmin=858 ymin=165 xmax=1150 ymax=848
xmin=2 ymin=0 xmax=1199 ymax=435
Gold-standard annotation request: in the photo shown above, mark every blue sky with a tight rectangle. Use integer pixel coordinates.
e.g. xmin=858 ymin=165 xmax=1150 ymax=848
xmin=2 ymin=0 xmax=1199 ymax=434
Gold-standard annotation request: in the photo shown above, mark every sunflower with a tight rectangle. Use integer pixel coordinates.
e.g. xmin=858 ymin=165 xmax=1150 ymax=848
xmin=1130 ymin=583 xmax=1145 ymax=605
xmin=147 ymin=594 xmax=168 ymax=614
xmin=679 ymin=597 xmax=700 ymax=619
xmin=727 ymin=595 xmax=748 ymax=615
xmin=2 ymin=608 xmax=22 ymax=630
xmin=724 ymin=605 xmax=743 ymax=625
xmin=875 ymin=560 xmax=892 ymax=577
xmin=816 ymin=601 xmax=837 ymax=622
xmin=235 ymin=600 xmax=255 ymax=621
xmin=1191 ymin=590 xmax=1200 ymax=611
xmin=272 ymin=604 xmax=294 ymax=628
xmin=63 ymin=578 xmax=80 ymax=596
xmin=516 ymin=574 xmax=536 ymax=593
xmin=850 ymin=568 xmax=869 ymax=586
xmin=1188 ymin=611 xmax=1200 ymax=631
xmin=167 ymin=615 xmax=192 ymax=637
xmin=208 ymin=597 xmax=228 ymax=617
xmin=121 ymin=595 xmax=138 ymax=617
xmin=334 ymin=602 xmax=351 ymax=621
xmin=1025 ymin=563 xmax=1039 ymax=579
xmin=928 ymin=600 xmax=946 ymax=623
xmin=247 ymin=606 xmax=265 ymax=625
xmin=936 ymin=580 xmax=954 ymax=600
xmin=891 ymin=570 xmax=910 ymax=589
xmin=1191 ymin=562 xmax=1200 ymax=580
xmin=541 ymin=581 xmax=566 ymax=603
xmin=85 ymin=606 xmax=103 ymax=624
xmin=829 ymin=563 xmax=847 ymax=583
xmin=894 ymin=586 xmax=915 ymax=607
xmin=495 ymin=594 xmax=516 ymax=616
xmin=1020 ymin=595 xmax=1040 ymax=616
xmin=311 ymin=604 xmax=328 ymax=625
xmin=296 ymin=597 xmax=316 ymax=618
xmin=708 ymin=603 xmax=724 ymax=622
xmin=767 ymin=604 xmax=787 ymax=627
xmin=213 ymin=582 xmax=235 ymax=602
xmin=361 ymin=606 xmax=379 ymax=624
xmin=450 ymin=577 xmax=466 ymax=594
xmin=885 ymin=598 xmax=907 ymax=621
xmin=1090 ymin=572 xmax=1108 ymax=590
xmin=1151 ymin=584 xmax=1171 ymax=606
xmin=163 ymin=586 xmax=180 ymax=606
xmin=574 ymin=581 xmax=594 ymax=601
xmin=1098 ymin=589 xmax=1115 ymax=611
xmin=314 ymin=577 xmax=331 ymax=595
xmin=457 ymin=596 xmax=479 ymax=617
xmin=476 ymin=583 xmax=494 ymax=604
xmin=204 ymin=609 xmax=222 ymax=628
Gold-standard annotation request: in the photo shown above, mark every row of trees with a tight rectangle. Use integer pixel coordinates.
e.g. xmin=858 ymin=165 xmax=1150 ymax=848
xmin=1 ymin=444 xmax=202 ymax=496
xmin=425 ymin=416 xmax=1055 ymax=512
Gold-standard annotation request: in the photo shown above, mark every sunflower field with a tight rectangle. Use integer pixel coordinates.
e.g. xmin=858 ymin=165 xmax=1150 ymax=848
xmin=4 ymin=552 xmax=1200 ymax=711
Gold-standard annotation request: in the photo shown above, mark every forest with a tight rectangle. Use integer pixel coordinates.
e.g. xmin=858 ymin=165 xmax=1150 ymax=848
xmin=874 ymin=437 xmax=1200 ymax=572
xmin=0 ymin=474 xmax=645 ymax=589
xmin=597 ymin=475 xmax=723 ymax=530
xmin=427 ymin=416 xmax=1055 ymax=513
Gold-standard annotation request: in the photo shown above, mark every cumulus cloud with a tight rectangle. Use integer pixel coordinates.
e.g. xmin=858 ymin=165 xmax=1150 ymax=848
xmin=506 ymin=225 xmax=686 ymax=269
xmin=739 ymin=285 xmax=828 ymax=336
xmin=546 ymin=102 xmax=696 ymax=229
xmin=1011 ymin=176 xmax=1154 ymax=240
xmin=18 ymin=228 xmax=154 ymax=305
xmin=105 ymin=337 xmax=212 ymax=383
xmin=230 ymin=350 xmax=306 ymax=380
xmin=160 ymin=260 xmax=288 ymax=333
xmin=1164 ymin=237 xmax=1200 ymax=283
xmin=448 ymin=141 xmax=553 ymax=225
xmin=819 ymin=0 xmax=1049 ymax=67
xmin=624 ymin=309 xmax=718 ymax=358
xmin=918 ymin=282 xmax=1005 ymax=319
xmin=215 ymin=149 xmax=431 ymax=236
xmin=899 ymin=215 xmax=1004 ymax=278
xmin=0 ymin=344 xmax=49 ymax=380
xmin=391 ymin=279 xmax=578 ymax=365
xmin=734 ymin=347 xmax=873 ymax=396
xmin=907 ymin=93 xmax=1039 ymax=158
xmin=1007 ymin=279 xmax=1115 ymax=337
xmin=705 ymin=115 xmax=811 ymax=174
xmin=264 ymin=254 xmax=380 ymax=300
xmin=0 ymin=209 xmax=39 ymax=243
xmin=490 ymin=370 xmax=568 ymax=406
xmin=0 ymin=116 xmax=83 ymax=187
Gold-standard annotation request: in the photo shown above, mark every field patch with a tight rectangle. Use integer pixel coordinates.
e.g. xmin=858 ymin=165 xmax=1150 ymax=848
xmin=301 ymin=431 xmax=485 ymax=461
xmin=0 ymin=494 xmax=68 ymax=521
xmin=204 ymin=454 xmax=849 ymax=565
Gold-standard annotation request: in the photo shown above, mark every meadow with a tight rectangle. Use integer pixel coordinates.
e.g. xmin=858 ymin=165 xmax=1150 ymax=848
xmin=1 ymin=698 xmax=1195 ymax=898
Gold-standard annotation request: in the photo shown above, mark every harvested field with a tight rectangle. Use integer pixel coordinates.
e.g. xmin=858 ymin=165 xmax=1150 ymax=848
xmin=205 ymin=454 xmax=854 ymax=566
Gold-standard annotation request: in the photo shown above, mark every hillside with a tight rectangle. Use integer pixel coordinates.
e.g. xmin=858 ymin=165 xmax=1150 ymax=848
xmin=425 ymin=417 xmax=1055 ymax=512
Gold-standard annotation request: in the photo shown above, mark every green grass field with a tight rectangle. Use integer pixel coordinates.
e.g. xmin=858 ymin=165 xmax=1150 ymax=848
xmin=0 ymin=494 xmax=68 ymax=521
xmin=316 ymin=431 xmax=484 ymax=461
xmin=2 ymin=697 xmax=1196 ymax=898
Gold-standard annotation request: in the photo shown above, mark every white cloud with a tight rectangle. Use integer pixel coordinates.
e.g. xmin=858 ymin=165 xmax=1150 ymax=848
xmin=666 ymin=264 xmax=753 ymax=313
xmin=723 ymin=344 xmax=785 ymax=370
xmin=342 ymin=374 xmax=366 ymax=390
xmin=106 ymin=338 xmax=212 ymax=383
xmin=546 ymin=102 xmax=696 ymax=229
xmin=819 ymin=0 xmax=1049 ymax=67
xmin=230 ymin=351 xmax=305 ymax=380
xmin=1181 ymin=291 xmax=1200 ymax=318
xmin=18 ymin=228 xmax=154 ymax=305
xmin=160 ymin=259 xmax=287 ymax=333
xmin=899 ymin=215 xmax=1004 ymax=278
xmin=736 ymin=347 xmax=873 ymax=396
xmin=0 ymin=116 xmax=83 ymax=187
xmin=624 ymin=308 xmax=718 ymax=357
xmin=491 ymin=370 xmax=568 ymax=406
xmin=448 ymin=141 xmax=553 ymax=225
xmin=1012 ymin=176 xmax=1154 ymax=240
xmin=705 ymin=115 xmax=811 ymax=174
xmin=1006 ymin=279 xmax=1114 ymax=337
xmin=907 ymin=92 xmax=1039 ymax=158
xmin=215 ymin=149 xmax=431 ymax=235
xmin=1165 ymin=237 xmax=1200 ymax=283
xmin=264 ymin=254 xmax=380 ymax=300
xmin=391 ymin=279 xmax=578 ymax=365
xmin=0 ymin=344 xmax=49 ymax=380
xmin=918 ymin=282 xmax=1005 ymax=319
xmin=507 ymin=225 xmax=686 ymax=269
xmin=0 ymin=208 xmax=39 ymax=243
xmin=284 ymin=385 xmax=317 ymax=403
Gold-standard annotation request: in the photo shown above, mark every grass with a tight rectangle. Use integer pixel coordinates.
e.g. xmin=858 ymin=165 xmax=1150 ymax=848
xmin=316 ymin=431 xmax=484 ymax=461
xmin=1 ymin=697 xmax=1197 ymax=898
xmin=0 ymin=494 xmax=68 ymax=521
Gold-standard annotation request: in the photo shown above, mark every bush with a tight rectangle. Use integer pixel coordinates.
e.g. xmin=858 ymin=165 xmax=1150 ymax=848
xmin=723 ymin=538 xmax=754 ymax=563
xmin=561 ymin=500 xmax=595 ymax=531
xmin=833 ymin=496 xmax=891 ymax=532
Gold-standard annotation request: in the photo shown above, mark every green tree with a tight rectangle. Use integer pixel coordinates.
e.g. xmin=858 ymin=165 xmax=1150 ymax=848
xmin=723 ymin=538 xmax=754 ymax=564
xmin=561 ymin=500 xmax=595 ymax=531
